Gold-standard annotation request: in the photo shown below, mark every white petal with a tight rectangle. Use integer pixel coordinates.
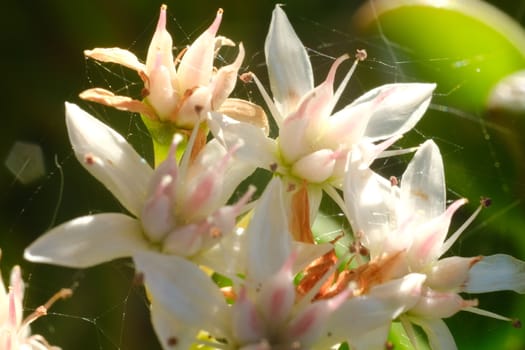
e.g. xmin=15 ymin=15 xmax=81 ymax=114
xmin=347 ymin=324 xmax=391 ymax=350
xmin=208 ymin=112 xmax=277 ymax=170
xmin=133 ymin=251 xmax=229 ymax=337
xmin=427 ymin=256 xmax=479 ymax=291
xmin=192 ymin=226 xmax=246 ymax=278
xmin=65 ymin=102 xmax=153 ymax=216
xmin=265 ymin=5 xmax=313 ymax=116
xmin=465 ymin=254 xmax=525 ymax=293
xmin=400 ymin=140 xmax=445 ymax=225
xmin=409 ymin=317 xmax=457 ymax=350
xmin=344 ymin=154 xmax=394 ymax=257
xmin=245 ymin=177 xmax=291 ymax=283
xmin=150 ymin=300 xmax=198 ymax=350
xmin=24 ymin=214 xmax=148 ymax=268
xmin=177 ymin=8 xmax=221 ymax=91
xmin=190 ymin=139 xmax=254 ymax=209
xmin=325 ymin=296 xmax=393 ymax=348
xmin=369 ymin=273 xmax=427 ymax=318
xmin=291 ymin=149 xmax=336 ymax=183
xmin=360 ymin=83 xmax=436 ymax=141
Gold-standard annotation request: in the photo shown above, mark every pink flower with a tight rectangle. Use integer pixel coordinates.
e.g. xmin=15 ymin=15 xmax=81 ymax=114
xmin=80 ymin=4 xmax=246 ymax=129
xmin=25 ymin=103 xmax=254 ymax=276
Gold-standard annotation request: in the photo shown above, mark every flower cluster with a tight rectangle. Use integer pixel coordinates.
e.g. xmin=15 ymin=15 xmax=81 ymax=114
xmin=20 ymin=4 xmax=525 ymax=350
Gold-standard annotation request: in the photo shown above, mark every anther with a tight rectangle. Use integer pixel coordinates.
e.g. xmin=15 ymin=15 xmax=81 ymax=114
xmin=356 ymin=49 xmax=367 ymax=62
xmin=512 ymin=318 xmax=522 ymax=329
xmin=389 ymin=176 xmax=399 ymax=187
xmin=385 ymin=341 xmax=395 ymax=350
xmin=480 ymin=196 xmax=492 ymax=208
xmin=210 ymin=227 xmax=222 ymax=238
xmin=240 ymin=72 xmax=254 ymax=83
xmin=270 ymin=162 xmax=278 ymax=172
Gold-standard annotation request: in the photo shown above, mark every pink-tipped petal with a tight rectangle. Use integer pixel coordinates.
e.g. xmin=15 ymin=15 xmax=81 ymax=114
xmin=232 ymin=287 xmax=265 ymax=344
xmin=410 ymin=287 xmax=477 ymax=319
xmin=146 ymin=54 xmax=178 ymax=121
xmin=427 ymin=256 xmax=481 ymax=292
xmin=211 ymin=43 xmax=245 ymax=109
xmin=259 ymin=253 xmax=296 ymax=325
xmin=177 ymin=9 xmax=223 ymax=91
xmin=145 ymin=4 xmax=176 ymax=79
xmin=291 ymin=149 xmax=337 ymax=184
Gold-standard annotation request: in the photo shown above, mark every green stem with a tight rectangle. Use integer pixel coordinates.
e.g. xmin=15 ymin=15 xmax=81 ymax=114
xmin=141 ymin=114 xmax=188 ymax=167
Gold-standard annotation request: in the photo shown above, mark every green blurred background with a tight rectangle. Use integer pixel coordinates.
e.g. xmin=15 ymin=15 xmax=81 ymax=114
xmin=1 ymin=0 xmax=525 ymax=349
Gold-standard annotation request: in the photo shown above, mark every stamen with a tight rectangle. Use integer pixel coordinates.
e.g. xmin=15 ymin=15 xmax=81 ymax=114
xmin=463 ymin=306 xmax=514 ymax=322
xmin=295 ymin=251 xmax=351 ymax=311
xmin=21 ymin=288 xmax=72 ymax=329
xmin=376 ymin=146 xmax=419 ymax=159
xmin=480 ymin=196 xmax=492 ymax=208
xmin=174 ymin=47 xmax=188 ymax=67
xmin=178 ymin=119 xmax=202 ymax=181
xmin=332 ymin=50 xmax=365 ymax=109
xmin=441 ymin=199 xmax=480 ymax=256
xmin=244 ymin=71 xmax=284 ymax=129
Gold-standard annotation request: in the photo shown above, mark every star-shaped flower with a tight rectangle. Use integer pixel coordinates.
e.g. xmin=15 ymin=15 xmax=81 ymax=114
xmin=209 ymin=5 xmax=436 ymax=243
xmin=25 ymin=103 xmax=254 ymax=275
xmin=134 ymin=178 xmax=425 ymax=350
xmin=344 ymin=139 xmax=525 ymax=349
xmin=80 ymin=4 xmax=253 ymax=130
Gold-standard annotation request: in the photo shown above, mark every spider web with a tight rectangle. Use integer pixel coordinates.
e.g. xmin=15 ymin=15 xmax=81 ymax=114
xmin=3 ymin=1 xmax=525 ymax=350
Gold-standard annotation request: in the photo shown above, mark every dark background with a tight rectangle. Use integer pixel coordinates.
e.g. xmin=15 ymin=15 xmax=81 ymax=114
xmin=1 ymin=0 xmax=525 ymax=349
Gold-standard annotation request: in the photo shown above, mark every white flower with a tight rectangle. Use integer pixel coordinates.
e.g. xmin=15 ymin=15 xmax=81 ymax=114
xmin=80 ymin=4 xmax=247 ymax=129
xmin=1 ymin=251 xmax=71 ymax=350
xmin=135 ymin=178 xmax=425 ymax=349
xmin=344 ymin=139 xmax=525 ymax=349
xmin=209 ymin=5 xmax=435 ymax=243
xmin=24 ymin=103 xmax=253 ymax=274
